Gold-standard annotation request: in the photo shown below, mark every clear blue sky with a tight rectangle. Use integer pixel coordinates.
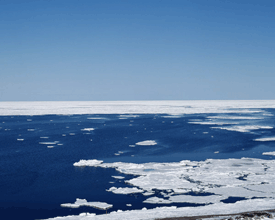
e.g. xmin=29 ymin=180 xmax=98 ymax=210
xmin=1 ymin=0 xmax=274 ymax=101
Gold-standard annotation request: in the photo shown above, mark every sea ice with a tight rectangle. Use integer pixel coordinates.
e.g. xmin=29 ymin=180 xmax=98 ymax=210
xmin=212 ymin=125 xmax=273 ymax=133
xmin=17 ymin=139 xmax=24 ymax=141
xmin=81 ymin=128 xmax=95 ymax=131
xmin=2 ymin=100 xmax=275 ymax=116
xmin=254 ymin=137 xmax=275 ymax=142
xmin=262 ymin=152 xmax=275 ymax=156
xmin=107 ymin=187 xmax=143 ymax=194
xmin=39 ymin=141 xmax=59 ymax=145
xmin=135 ymin=140 xmax=157 ymax=146
xmin=61 ymin=198 xmax=113 ymax=210
xmin=112 ymin=176 xmax=125 ymax=179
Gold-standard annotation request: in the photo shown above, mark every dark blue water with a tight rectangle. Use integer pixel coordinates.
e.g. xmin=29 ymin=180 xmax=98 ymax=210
xmin=0 ymin=111 xmax=275 ymax=219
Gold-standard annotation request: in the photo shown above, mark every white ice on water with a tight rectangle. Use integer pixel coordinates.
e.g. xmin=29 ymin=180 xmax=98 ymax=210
xmin=263 ymin=152 xmax=275 ymax=156
xmin=81 ymin=128 xmax=95 ymax=131
xmin=212 ymin=125 xmax=273 ymax=133
xmin=1 ymin=100 xmax=275 ymax=116
xmin=254 ymin=137 xmax=275 ymax=142
xmin=135 ymin=140 xmax=157 ymax=146
xmin=46 ymin=199 xmax=275 ymax=220
xmin=73 ymin=158 xmax=275 ymax=205
xmin=107 ymin=187 xmax=144 ymax=194
xmin=61 ymin=198 xmax=113 ymax=210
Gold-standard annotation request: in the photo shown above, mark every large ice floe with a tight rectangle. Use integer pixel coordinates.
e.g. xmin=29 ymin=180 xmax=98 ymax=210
xmin=54 ymin=157 xmax=275 ymax=220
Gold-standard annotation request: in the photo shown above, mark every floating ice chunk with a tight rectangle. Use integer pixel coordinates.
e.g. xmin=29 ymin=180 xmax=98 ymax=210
xmin=189 ymin=121 xmax=238 ymax=125
xmin=40 ymin=137 xmax=49 ymax=139
xmin=126 ymin=204 xmax=132 ymax=207
xmin=39 ymin=141 xmax=59 ymax=145
xmin=57 ymin=144 xmax=63 ymax=146
xmin=161 ymin=115 xmax=183 ymax=118
xmin=81 ymin=128 xmax=94 ymax=131
xmin=207 ymin=116 xmax=264 ymax=120
xmin=27 ymin=129 xmax=35 ymax=131
xmin=69 ymin=133 xmax=75 ymax=135
xmin=47 ymin=146 xmax=54 ymax=148
xmin=214 ymin=151 xmax=219 ymax=154
xmin=254 ymin=137 xmax=275 ymax=142
xmin=135 ymin=140 xmax=157 ymax=146
xmin=129 ymin=145 xmax=135 ymax=147
xmin=17 ymin=139 xmax=24 ymax=141
xmin=61 ymin=198 xmax=112 ymax=210
xmin=62 ymin=134 xmax=66 ymax=136
xmin=212 ymin=125 xmax=273 ymax=133
xmin=262 ymin=152 xmax=275 ymax=156
xmin=73 ymin=159 xmax=103 ymax=167
xmin=112 ymin=176 xmax=125 ymax=179
xmin=87 ymin=117 xmax=106 ymax=120
xmin=203 ymin=132 xmax=208 ymax=134
xmin=107 ymin=187 xmax=143 ymax=194
xmin=142 ymin=191 xmax=155 ymax=196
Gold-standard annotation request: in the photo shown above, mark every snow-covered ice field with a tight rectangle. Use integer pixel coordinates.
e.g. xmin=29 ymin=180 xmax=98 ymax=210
xmin=1 ymin=100 xmax=275 ymax=220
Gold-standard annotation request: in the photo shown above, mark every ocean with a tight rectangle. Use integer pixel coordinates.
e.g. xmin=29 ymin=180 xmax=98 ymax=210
xmin=1 ymin=101 xmax=275 ymax=220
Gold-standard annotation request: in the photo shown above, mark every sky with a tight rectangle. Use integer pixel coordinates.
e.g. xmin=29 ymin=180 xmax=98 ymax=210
xmin=1 ymin=0 xmax=275 ymax=101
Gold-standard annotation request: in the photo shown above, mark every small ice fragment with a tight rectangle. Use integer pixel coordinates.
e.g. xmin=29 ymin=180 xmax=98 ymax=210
xmin=136 ymin=140 xmax=157 ymax=146
xmin=214 ymin=151 xmax=219 ymax=154
xmin=129 ymin=145 xmax=135 ymax=147
xmin=112 ymin=176 xmax=125 ymax=179
xmin=114 ymin=153 xmax=120 ymax=156
xmin=203 ymin=132 xmax=208 ymax=134
xmin=62 ymin=134 xmax=66 ymax=136
xmin=57 ymin=144 xmax=63 ymax=145
xmin=73 ymin=159 xmax=103 ymax=166
xmin=90 ymin=139 xmax=93 ymax=141
xmin=254 ymin=137 xmax=275 ymax=142
xmin=69 ymin=133 xmax=75 ymax=135
xmin=27 ymin=129 xmax=35 ymax=131
xmin=39 ymin=141 xmax=59 ymax=145
xmin=81 ymin=128 xmax=94 ymax=131
xmin=126 ymin=204 xmax=132 ymax=207
xmin=27 ymin=119 xmax=32 ymax=121
xmin=47 ymin=146 xmax=54 ymax=148
xmin=40 ymin=137 xmax=49 ymax=139
xmin=17 ymin=139 xmax=24 ymax=141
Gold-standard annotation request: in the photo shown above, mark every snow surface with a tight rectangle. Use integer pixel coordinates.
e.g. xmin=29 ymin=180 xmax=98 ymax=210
xmin=1 ymin=100 xmax=275 ymax=116
xmin=61 ymin=199 xmax=112 ymax=210
xmin=135 ymin=140 xmax=157 ymax=146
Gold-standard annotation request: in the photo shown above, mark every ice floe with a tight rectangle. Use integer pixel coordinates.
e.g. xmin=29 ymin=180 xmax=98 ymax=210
xmin=39 ymin=141 xmax=59 ymax=145
xmin=189 ymin=121 xmax=238 ymax=125
xmin=263 ymin=152 xmax=275 ymax=156
xmin=17 ymin=139 xmax=24 ymax=141
xmin=207 ymin=116 xmax=264 ymax=120
xmin=73 ymin=158 xmax=275 ymax=205
xmin=212 ymin=125 xmax=273 ymax=133
xmin=254 ymin=137 xmax=275 ymax=142
xmin=61 ymin=198 xmax=112 ymax=210
xmin=81 ymin=128 xmax=95 ymax=131
xmin=135 ymin=140 xmax=157 ymax=146
xmin=107 ymin=187 xmax=143 ymax=194
xmin=112 ymin=176 xmax=125 ymax=179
